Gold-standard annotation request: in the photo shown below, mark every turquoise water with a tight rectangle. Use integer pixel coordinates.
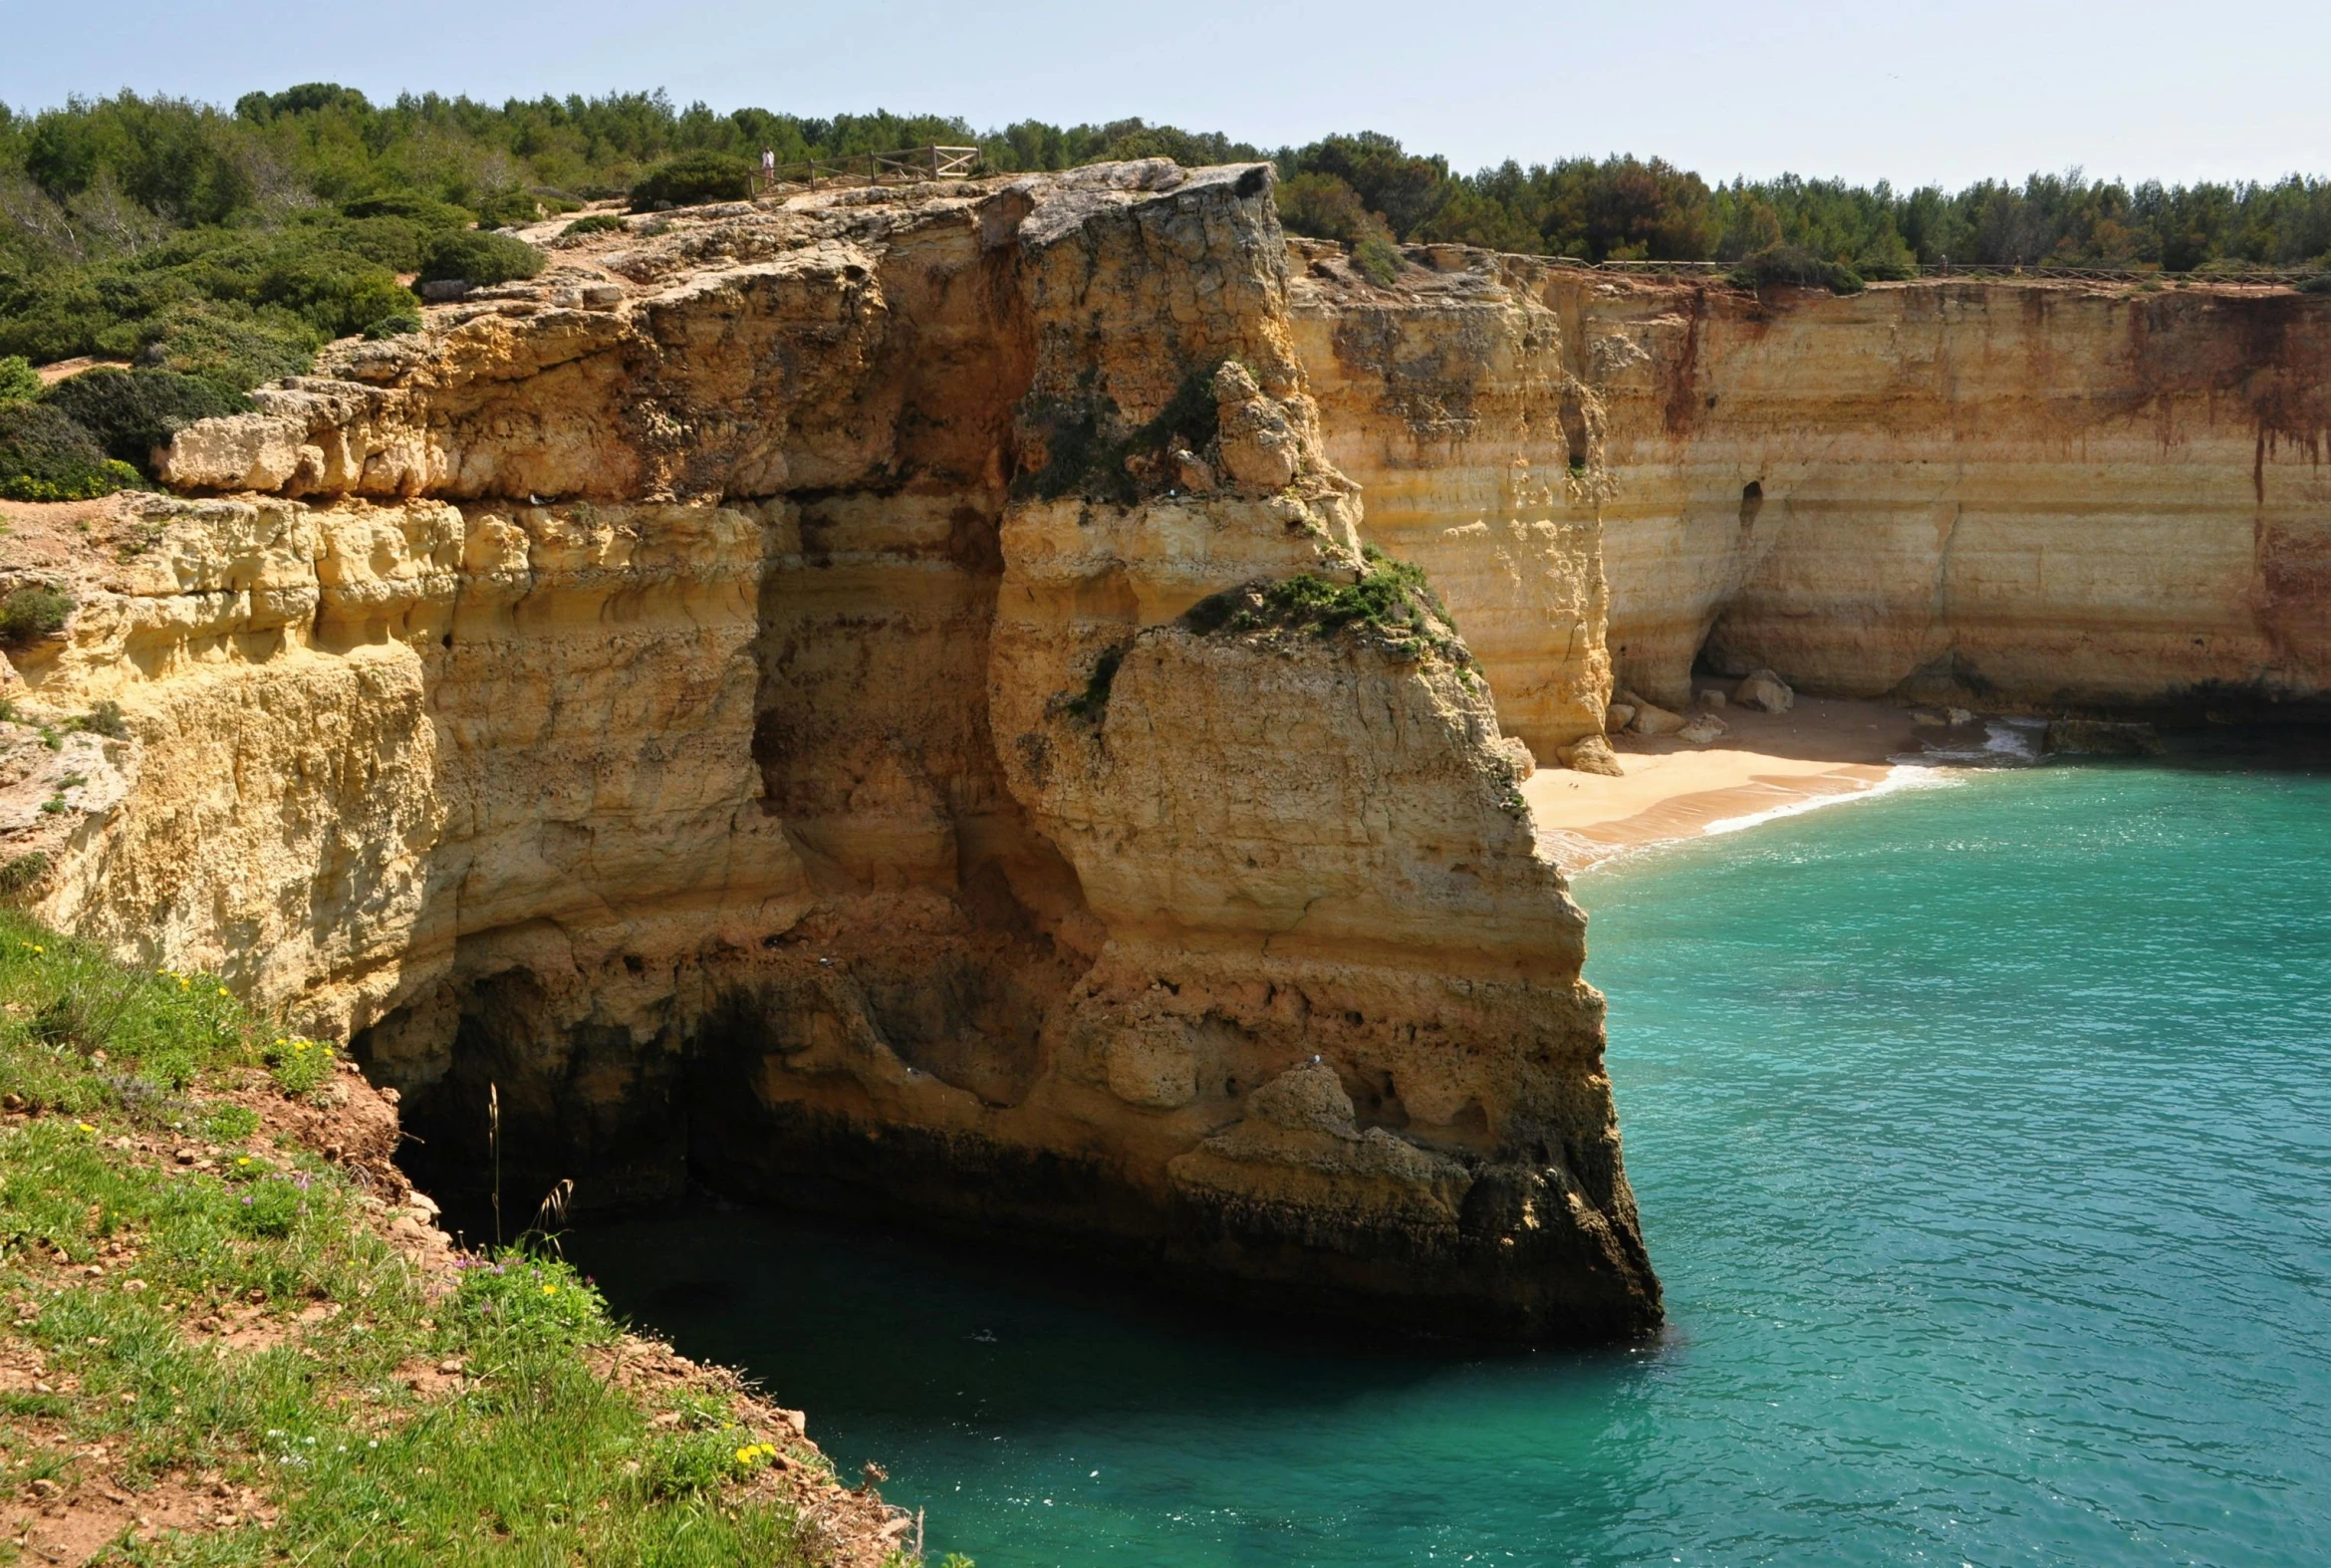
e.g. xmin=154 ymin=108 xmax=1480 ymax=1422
xmin=572 ymin=753 xmax=2331 ymax=1565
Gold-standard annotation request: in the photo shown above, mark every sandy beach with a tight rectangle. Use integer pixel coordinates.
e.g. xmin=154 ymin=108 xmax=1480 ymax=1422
xmin=1525 ymin=695 xmax=1938 ymax=872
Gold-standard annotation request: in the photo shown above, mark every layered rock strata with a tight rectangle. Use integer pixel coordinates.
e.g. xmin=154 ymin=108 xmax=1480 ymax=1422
xmin=1292 ymin=248 xmax=2331 ymax=734
xmin=1 ymin=163 xmax=1658 ymax=1343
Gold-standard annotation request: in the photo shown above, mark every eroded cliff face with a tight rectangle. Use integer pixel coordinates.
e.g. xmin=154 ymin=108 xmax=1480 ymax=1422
xmin=1 ymin=162 xmax=1657 ymax=1342
xmin=23 ymin=167 xmax=2313 ymax=1347
xmin=1292 ymin=249 xmax=2331 ymax=727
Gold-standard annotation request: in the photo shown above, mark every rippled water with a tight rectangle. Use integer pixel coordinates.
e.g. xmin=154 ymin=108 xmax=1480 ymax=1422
xmin=572 ymin=749 xmax=2331 ymax=1566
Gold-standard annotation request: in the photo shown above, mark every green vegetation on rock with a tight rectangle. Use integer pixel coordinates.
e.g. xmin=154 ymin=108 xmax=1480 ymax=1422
xmin=1185 ymin=546 xmax=1470 ymax=665
xmin=0 ymin=583 xmax=75 ymax=646
xmin=1015 ymin=361 xmax=1225 ymax=505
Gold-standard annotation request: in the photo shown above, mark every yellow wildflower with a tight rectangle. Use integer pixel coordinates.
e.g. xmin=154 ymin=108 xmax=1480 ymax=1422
xmin=542 ymin=1285 xmax=557 ymax=1296
xmin=75 ymin=1122 xmax=96 ymax=1133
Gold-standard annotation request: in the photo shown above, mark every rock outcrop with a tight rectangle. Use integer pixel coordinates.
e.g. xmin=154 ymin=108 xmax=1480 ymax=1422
xmin=0 ymin=162 xmax=1658 ymax=1344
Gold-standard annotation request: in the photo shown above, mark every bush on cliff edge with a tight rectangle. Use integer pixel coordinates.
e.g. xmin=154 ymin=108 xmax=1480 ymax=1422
xmin=1729 ymin=245 xmax=1866 ymax=296
xmin=42 ymin=367 xmax=247 ymax=469
xmin=628 ymin=150 xmax=757 ymax=210
xmin=415 ymin=229 xmax=547 ymax=288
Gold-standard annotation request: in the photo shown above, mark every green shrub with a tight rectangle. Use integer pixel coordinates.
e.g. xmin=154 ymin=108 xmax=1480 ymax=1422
xmin=1276 ymin=171 xmax=1405 ymax=286
xmin=250 ymin=247 xmax=417 ymax=337
xmin=560 ymin=212 xmax=629 ymax=240
xmin=1277 ymin=171 xmax=1377 ymax=243
xmin=130 ymin=297 xmax=320 ymax=392
xmin=1353 ymin=234 xmax=1404 ymax=287
xmin=2299 ymin=273 xmax=2331 ymax=295
xmin=0 ymin=587 xmax=77 ymax=657
xmin=472 ymin=187 xmax=561 ymax=228
xmin=1855 ymin=254 xmax=1917 ymax=283
xmin=1729 ymin=245 xmax=1865 ymax=296
xmin=43 ymin=367 xmax=246 ymax=468
xmin=416 ymin=229 xmax=546 ymax=288
xmin=0 ymin=356 xmax=40 ymax=406
xmin=628 ymin=150 xmax=756 ymax=210
xmin=0 ymin=405 xmax=135 ymax=502
xmin=340 ymin=191 xmax=475 ymax=228
xmin=313 ymin=214 xmax=432 ymax=272
xmin=365 ymin=310 xmax=424 ymax=340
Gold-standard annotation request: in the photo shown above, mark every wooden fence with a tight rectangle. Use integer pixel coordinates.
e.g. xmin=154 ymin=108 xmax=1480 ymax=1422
xmin=1580 ymin=256 xmax=2321 ymax=285
xmin=759 ymin=145 xmax=980 ymax=191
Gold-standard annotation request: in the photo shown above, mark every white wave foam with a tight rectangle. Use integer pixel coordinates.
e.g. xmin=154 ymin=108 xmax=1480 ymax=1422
xmin=1699 ymin=764 xmax=1958 ymax=838
xmin=1898 ymin=718 xmax=2048 ymax=767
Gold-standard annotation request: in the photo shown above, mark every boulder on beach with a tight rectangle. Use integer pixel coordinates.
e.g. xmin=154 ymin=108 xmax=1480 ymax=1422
xmin=1733 ymin=668 xmax=1794 ymax=713
xmin=1604 ymin=702 xmax=1637 ymax=733
xmin=1678 ymin=713 xmax=1727 ymax=744
xmin=1556 ymin=734 xmax=1625 ymax=776
xmin=1630 ymin=699 xmax=1684 ymax=736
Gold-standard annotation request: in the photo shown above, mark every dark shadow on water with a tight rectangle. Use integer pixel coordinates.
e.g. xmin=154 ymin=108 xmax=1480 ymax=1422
xmin=565 ymin=1188 xmax=1657 ymax=1436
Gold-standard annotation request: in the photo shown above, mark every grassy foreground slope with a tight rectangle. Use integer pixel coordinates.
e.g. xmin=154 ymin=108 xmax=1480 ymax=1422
xmin=0 ymin=911 xmax=907 ymax=1566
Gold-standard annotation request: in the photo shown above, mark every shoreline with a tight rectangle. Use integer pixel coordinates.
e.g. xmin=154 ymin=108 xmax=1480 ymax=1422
xmin=1524 ymin=695 xmax=1949 ymax=874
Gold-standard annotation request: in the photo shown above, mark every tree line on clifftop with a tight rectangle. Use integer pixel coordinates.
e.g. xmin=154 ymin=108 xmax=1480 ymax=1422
xmin=4 ymin=86 xmax=2330 ymax=499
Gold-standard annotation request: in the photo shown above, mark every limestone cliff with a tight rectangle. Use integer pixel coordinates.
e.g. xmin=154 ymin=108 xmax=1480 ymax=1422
xmin=0 ymin=163 xmax=1657 ymax=1343
xmin=1292 ymin=247 xmax=2331 ymax=729
xmin=23 ymin=166 xmax=2315 ymax=1348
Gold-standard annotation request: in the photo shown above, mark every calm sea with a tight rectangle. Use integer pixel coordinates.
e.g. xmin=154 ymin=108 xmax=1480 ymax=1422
xmin=573 ymin=747 xmax=2331 ymax=1566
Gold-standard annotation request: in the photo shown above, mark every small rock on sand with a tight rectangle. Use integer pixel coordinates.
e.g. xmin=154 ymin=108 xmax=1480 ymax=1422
xmin=1604 ymin=703 xmax=1636 ymax=733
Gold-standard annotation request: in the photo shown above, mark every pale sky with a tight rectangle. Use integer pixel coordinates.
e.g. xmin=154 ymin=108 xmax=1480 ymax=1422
xmin=5 ymin=0 xmax=2327 ymax=190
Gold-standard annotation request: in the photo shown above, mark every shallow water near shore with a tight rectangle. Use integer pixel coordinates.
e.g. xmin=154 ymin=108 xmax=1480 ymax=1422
xmin=572 ymin=746 xmax=2331 ymax=1566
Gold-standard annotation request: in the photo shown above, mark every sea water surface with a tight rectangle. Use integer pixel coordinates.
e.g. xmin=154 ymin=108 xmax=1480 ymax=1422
xmin=572 ymin=750 xmax=2331 ymax=1566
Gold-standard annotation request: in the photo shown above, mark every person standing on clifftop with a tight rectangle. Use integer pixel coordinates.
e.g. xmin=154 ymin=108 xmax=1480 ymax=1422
xmin=761 ymin=147 xmax=776 ymax=188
